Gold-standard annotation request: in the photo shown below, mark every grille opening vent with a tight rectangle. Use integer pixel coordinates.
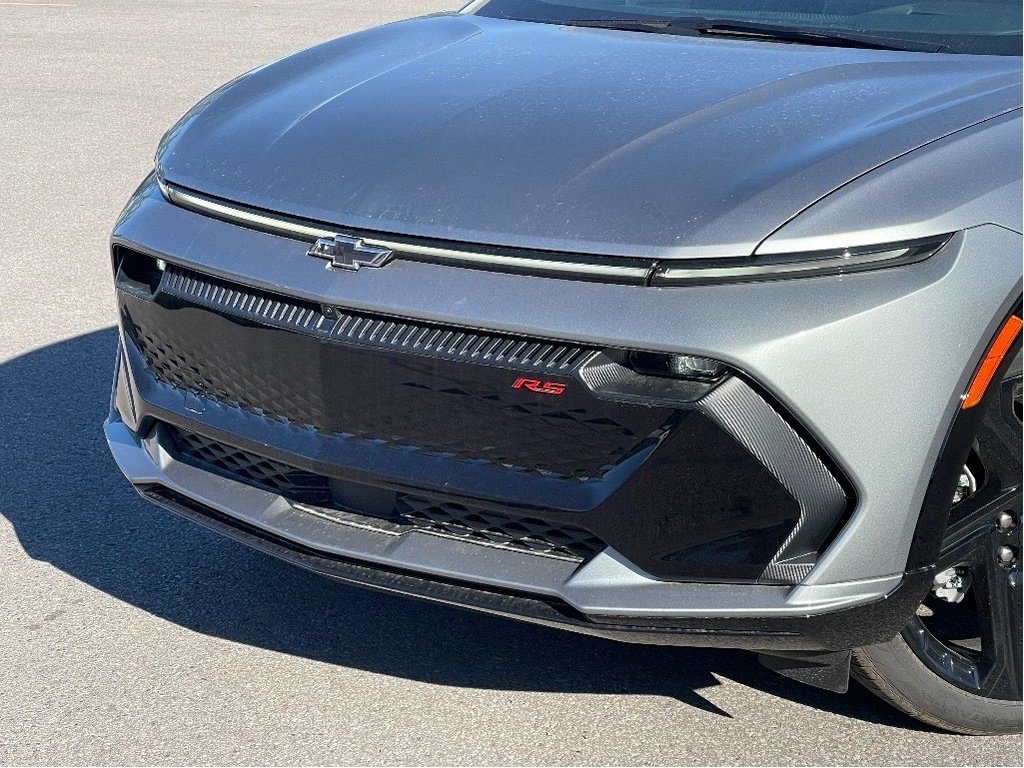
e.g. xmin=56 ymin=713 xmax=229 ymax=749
xmin=395 ymin=496 xmax=604 ymax=560
xmin=114 ymin=246 xmax=165 ymax=296
xmin=169 ymin=427 xmax=330 ymax=504
xmin=164 ymin=425 xmax=604 ymax=561
xmin=159 ymin=263 xmax=591 ymax=371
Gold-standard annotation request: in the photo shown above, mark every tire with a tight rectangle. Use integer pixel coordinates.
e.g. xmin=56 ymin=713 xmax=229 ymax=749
xmin=853 ymin=323 xmax=1022 ymax=735
xmin=852 ymin=636 xmax=1022 ymax=735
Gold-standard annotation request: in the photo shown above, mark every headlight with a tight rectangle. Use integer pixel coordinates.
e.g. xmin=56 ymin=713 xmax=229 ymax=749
xmin=650 ymin=236 xmax=951 ymax=285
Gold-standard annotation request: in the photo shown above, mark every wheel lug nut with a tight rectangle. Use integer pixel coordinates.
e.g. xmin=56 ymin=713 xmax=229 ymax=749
xmin=998 ymin=512 xmax=1017 ymax=531
xmin=997 ymin=546 xmax=1017 ymax=567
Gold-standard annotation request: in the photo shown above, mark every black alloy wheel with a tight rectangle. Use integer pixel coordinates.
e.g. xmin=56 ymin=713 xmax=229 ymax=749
xmin=853 ymin=327 xmax=1022 ymax=735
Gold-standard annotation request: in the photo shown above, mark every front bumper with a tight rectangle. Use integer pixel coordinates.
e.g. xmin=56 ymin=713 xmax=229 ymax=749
xmin=105 ymin=414 xmax=930 ymax=650
xmin=105 ymin=276 xmax=930 ymax=647
xmin=106 ymin=177 xmax=1021 ymax=649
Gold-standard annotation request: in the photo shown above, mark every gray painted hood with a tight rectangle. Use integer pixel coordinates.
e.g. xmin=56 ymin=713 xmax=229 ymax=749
xmin=157 ymin=14 xmax=1021 ymax=259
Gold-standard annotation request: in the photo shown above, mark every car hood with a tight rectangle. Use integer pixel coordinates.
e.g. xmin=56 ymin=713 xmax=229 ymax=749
xmin=157 ymin=14 xmax=1021 ymax=259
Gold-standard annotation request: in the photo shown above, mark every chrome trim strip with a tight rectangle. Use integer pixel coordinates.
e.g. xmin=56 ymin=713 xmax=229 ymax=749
xmin=160 ymin=180 xmax=336 ymax=240
xmin=394 ymin=243 xmax=648 ymax=279
xmin=158 ymin=180 xmax=948 ymax=285
xmin=653 ymin=252 xmax=907 ymax=282
xmin=158 ymin=180 xmax=652 ymax=282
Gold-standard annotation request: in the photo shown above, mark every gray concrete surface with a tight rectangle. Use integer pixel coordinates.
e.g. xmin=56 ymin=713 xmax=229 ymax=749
xmin=0 ymin=1 xmax=1021 ymax=765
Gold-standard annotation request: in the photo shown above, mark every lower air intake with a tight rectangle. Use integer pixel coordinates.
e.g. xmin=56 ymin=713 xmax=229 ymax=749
xmin=395 ymin=496 xmax=604 ymax=560
xmin=165 ymin=425 xmax=603 ymax=562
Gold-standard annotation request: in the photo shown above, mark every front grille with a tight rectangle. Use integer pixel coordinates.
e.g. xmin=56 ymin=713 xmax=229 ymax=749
xmin=165 ymin=425 xmax=603 ymax=561
xmin=121 ymin=264 xmax=671 ymax=480
xmin=116 ymin=254 xmax=841 ymax=584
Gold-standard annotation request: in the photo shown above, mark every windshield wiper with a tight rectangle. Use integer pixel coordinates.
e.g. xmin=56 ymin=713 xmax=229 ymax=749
xmin=695 ymin=19 xmax=951 ymax=52
xmin=559 ymin=17 xmax=951 ymax=53
xmin=560 ymin=17 xmax=684 ymax=33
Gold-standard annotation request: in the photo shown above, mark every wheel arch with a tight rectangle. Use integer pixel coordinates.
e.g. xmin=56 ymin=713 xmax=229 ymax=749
xmin=905 ymin=295 xmax=1023 ymax=574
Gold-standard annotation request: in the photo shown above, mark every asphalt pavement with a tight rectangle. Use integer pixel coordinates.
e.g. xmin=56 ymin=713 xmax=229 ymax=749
xmin=1 ymin=1 xmax=1021 ymax=765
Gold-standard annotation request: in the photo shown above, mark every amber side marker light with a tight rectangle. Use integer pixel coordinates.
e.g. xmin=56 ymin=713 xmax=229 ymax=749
xmin=962 ymin=315 xmax=1023 ymax=409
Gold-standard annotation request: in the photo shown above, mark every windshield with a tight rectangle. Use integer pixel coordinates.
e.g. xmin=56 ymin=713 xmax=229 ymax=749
xmin=469 ymin=0 xmax=1023 ymax=55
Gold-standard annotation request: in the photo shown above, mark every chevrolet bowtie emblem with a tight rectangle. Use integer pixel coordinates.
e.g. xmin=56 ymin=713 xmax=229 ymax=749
xmin=308 ymin=235 xmax=393 ymax=271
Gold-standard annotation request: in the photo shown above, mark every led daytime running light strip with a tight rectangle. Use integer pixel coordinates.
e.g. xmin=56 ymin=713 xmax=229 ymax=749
xmin=157 ymin=177 xmax=949 ymax=285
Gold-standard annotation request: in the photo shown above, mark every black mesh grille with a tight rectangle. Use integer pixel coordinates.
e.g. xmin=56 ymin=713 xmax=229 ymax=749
xmin=395 ymin=496 xmax=604 ymax=560
xmin=164 ymin=426 xmax=603 ymax=561
xmin=130 ymin=319 xmax=639 ymax=478
xmin=129 ymin=320 xmax=327 ymax=429
xmin=170 ymin=427 xmax=330 ymax=504
xmin=121 ymin=265 xmax=671 ymax=480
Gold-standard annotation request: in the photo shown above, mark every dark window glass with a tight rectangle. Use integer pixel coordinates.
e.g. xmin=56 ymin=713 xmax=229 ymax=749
xmin=471 ymin=0 xmax=1023 ymax=55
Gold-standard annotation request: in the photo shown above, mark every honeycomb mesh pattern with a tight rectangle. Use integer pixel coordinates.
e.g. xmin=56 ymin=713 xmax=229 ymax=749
xmin=122 ymin=265 xmax=668 ymax=480
xmin=129 ymin=320 xmax=328 ymax=428
xmin=396 ymin=495 xmax=604 ymax=560
xmin=129 ymin=318 xmax=642 ymax=478
xmin=169 ymin=427 xmax=330 ymax=504
xmin=164 ymin=426 xmax=604 ymax=561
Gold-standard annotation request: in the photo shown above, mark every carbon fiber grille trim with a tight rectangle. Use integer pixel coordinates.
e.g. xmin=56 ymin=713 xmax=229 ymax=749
xmin=164 ymin=425 xmax=602 ymax=561
xmin=698 ymin=378 xmax=849 ymax=584
xmin=162 ymin=265 xmax=591 ymax=371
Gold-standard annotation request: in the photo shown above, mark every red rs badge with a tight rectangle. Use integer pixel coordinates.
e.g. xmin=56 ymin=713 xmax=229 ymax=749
xmin=512 ymin=377 xmax=566 ymax=396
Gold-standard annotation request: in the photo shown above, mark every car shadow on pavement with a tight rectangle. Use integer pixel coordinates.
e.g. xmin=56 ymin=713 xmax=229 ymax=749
xmin=1 ymin=328 xmax=932 ymax=730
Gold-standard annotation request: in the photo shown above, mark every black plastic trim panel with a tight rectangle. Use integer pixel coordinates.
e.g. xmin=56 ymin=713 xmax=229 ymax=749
xmin=168 ymin=423 xmax=607 ymax=561
xmin=160 ymin=262 xmax=593 ymax=372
